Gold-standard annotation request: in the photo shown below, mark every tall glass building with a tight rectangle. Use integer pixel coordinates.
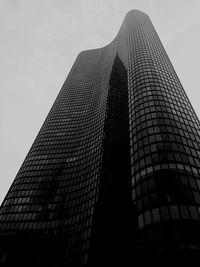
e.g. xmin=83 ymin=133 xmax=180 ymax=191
xmin=1 ymin=9 xmax=200 ymax=265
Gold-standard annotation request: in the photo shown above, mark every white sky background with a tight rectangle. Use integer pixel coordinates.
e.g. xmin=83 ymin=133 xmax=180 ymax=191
xmin=0 ymin=0 xmax=200 ymax=204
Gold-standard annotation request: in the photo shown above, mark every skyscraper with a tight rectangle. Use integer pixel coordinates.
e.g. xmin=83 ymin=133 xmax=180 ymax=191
xmin=1 ymin=9 xmax=200 ymax=265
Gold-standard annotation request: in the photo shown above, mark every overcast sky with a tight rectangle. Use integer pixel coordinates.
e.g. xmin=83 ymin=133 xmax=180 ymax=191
xmin=0 ymin=0 xmax=200 ymax=204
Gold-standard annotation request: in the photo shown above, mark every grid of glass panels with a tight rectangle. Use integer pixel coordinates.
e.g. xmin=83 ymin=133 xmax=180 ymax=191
xmin=128 ymin=10 xmax=200 ymax=250
xmin=1 ymin=9 xmax=200 ymax=264
xmin=0 ymin=51 xmax=111 ymax=264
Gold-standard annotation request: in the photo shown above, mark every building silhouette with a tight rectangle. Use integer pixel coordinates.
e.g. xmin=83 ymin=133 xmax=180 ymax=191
xmin=1 ymin=9 xmax=200 ymax=265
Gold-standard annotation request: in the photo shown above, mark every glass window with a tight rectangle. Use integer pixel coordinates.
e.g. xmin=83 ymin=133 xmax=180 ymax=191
xmin=144 ymin=210 xmax=151 ymax=225
xmin=160 ymin=206 xmax=170 ymax=220
xmin=138 ymin=214 xmax=144 ymax=229
xmin=148 ymin=178 xmax=155 ymax=190
xmin=189 ymin=206 xmax=199 ymax=220
xmin=196 ymin=179 xmax=200 ymax=190
xmin=193 ymin=191 xmax=200 ymax=204
xmin=179 ymin=205 xmax=190 ymax=219
xmin=169 ymin=205 xmax=179 ymax=219
xmin=152 ymin=208 xmax=160 ymax=222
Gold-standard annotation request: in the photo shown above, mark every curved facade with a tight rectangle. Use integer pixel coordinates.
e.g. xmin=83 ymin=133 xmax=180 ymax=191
xmin=1 ymin=9 xmax=200 ymax=265
xmin=127 ymin=11 xmax=200 ymax=254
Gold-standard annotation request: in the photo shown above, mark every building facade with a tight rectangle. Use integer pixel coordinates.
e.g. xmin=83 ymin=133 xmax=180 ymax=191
xmin=1 ymin=9 xmax=200 ymax=265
